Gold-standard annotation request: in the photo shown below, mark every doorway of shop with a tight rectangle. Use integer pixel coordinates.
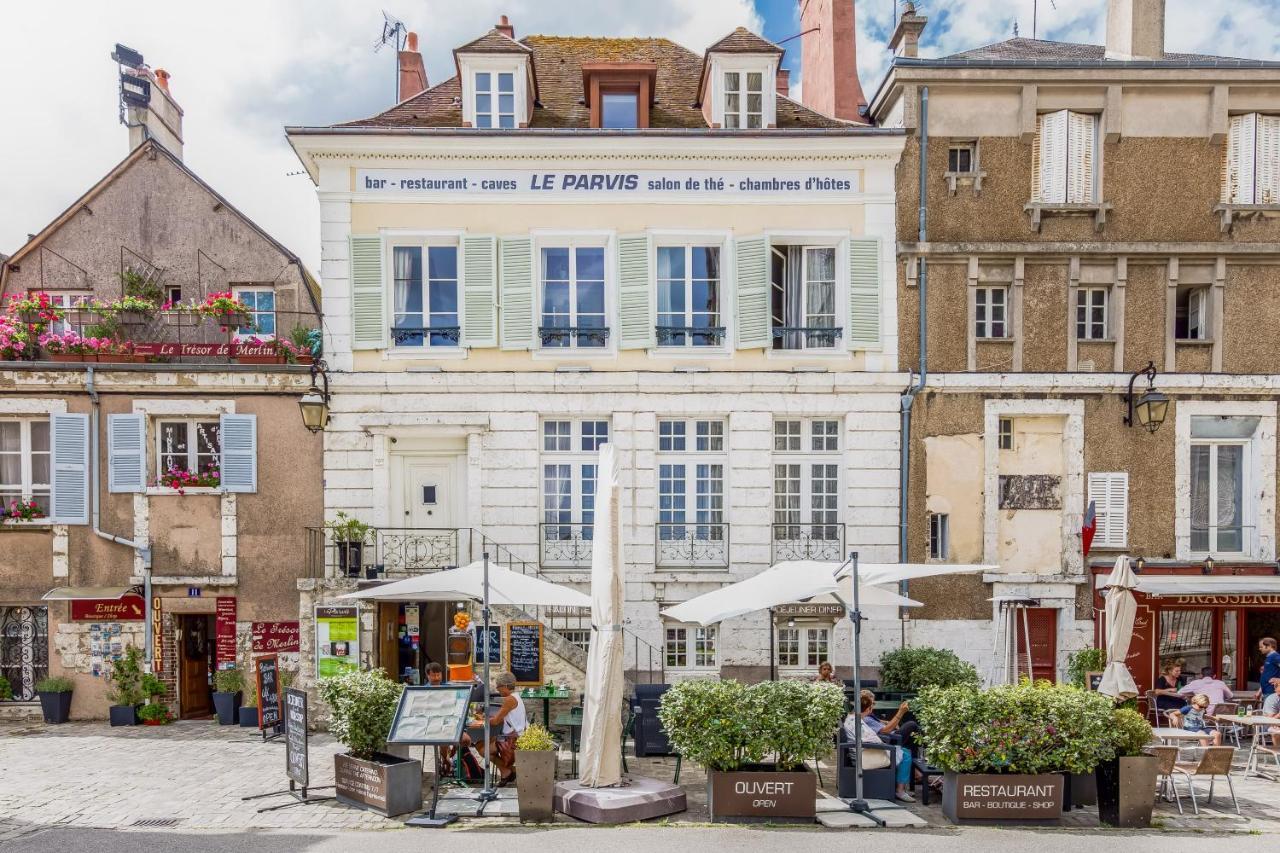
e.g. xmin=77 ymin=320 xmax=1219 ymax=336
xmin=178 ymin=614 xmax=214 ymax=718
xmin=1015 ymin=607 xmax=1059 ymax=683
xmin=377 ymin=600 xmax=457 ymax=684
xmin=1245 ymin=610 xmax=1280 ymax=691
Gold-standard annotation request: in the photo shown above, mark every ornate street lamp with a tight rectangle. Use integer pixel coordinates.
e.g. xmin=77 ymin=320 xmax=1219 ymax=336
xmin=298 ymin=360 xmax=330 ymax=433
xmin=1123 ymin=361 xmax=1169 ymax=434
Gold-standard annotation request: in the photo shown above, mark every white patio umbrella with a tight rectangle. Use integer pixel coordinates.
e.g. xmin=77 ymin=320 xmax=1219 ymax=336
xmin=578 ymin=443 xmax=625 ymax=787
xmin=338 ymin=561 xmax=591 ymax=608
xmin=1097 ymin=555 xmax=1139 ymax=700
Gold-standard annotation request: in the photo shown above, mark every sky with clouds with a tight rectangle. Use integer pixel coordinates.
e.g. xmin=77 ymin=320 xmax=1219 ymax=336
xmin=2 ymin=1 xmax=1277 ymax=272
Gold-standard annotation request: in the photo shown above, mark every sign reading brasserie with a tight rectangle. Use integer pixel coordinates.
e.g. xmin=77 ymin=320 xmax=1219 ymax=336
xmin=355 ymin=168 xmax=861 ymax=201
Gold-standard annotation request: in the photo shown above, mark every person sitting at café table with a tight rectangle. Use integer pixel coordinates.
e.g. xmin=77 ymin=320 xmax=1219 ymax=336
xmin=1179 ymin=667 xmax=1234 ymax=715
xmin=859 ymin=688 xmax=921 ymax=754
xmin=844 ymin=694 xmax=918 ymax=802
xmin=814 ymin=661 xmax=839 ymax=684
xmin=424 ymin=663 xmax=482 ymax=780
xmin=1152 ymin=659 xmax=1186 ymax=713
xmin=488 ymin=671 xmax=528 ymax=787
xmin=1167 ymin=693 xmax=1223 ymax=746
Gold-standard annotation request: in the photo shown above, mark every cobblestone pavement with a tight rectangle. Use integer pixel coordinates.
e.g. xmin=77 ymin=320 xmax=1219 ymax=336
xmin=1 ymin=720 xmax=1277 ymax=842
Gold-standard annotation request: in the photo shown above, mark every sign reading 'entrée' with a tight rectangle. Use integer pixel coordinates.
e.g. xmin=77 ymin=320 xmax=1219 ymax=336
xmin=355 ymin=169 xmax=861 ymax=200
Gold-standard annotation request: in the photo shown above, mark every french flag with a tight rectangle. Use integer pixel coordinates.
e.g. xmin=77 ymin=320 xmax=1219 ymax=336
xmin=1082 ymin=500 xmax=1097 ymax=557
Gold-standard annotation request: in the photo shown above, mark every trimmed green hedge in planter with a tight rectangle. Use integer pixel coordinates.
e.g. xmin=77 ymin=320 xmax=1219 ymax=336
xmin=35 ymin=676 xmax=74 ymax=724
xmin=212 ymin=668 xmax=243 ymax=726
xmin=1096 ymin=709 xmax=1158 ymax=828
xmin=106 ymin=647 xmax=146 ymax=726
xmin=319 ymin=668 xmax=420 ymax=817
xmin=878 ymin=646 xmax=980 ymax=694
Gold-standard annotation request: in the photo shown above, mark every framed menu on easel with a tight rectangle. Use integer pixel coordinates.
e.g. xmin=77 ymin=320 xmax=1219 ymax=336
xmin=388 ymin=685 xmax=472 ymax=745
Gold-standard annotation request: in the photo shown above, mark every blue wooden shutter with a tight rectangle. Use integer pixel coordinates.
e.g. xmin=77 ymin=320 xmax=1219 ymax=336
xmin=349 ymin=235 xmax=386 ymax=349
xmin=219 ymin=414 xmax=257 ymax=493
xmin=499 ymin=236 xmax=534 ymax=350
xmin=50 ymin=413 xmax=89 ymax=524
xmin=847 ymin=237 xmax=882 ymax=350
xmin=107 ymin=413 xmax=147 ymax=493
xmin=462 ymin=235 xmax=498 ymax=347
xmin=735 ymin=236 xmax=770 ymax=349
xmin=617 ymin=234 xmax=653 ymax=349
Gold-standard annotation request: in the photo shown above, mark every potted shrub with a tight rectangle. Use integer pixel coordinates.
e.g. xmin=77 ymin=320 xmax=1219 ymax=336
xmin=327 ymin=512 xmax=371 ymax=578
xmin=1066 ymin=648 xmax=1107 ymax=689
xmin=916 ymin=680 xmax=1116 ymax=825
xmin=35 ymin=676 xmax=74 ymax=723
xmin=1096 ymin=708 xmax=1158 ymax=828
xmin=105 ymin=647 xmax=146 ymax=726
xmin=0 ymin=674 xmax=12 ymax=701
xmin=514 ymin=723 xmax=557 ymax=822
xmin=139 ymin=702 xmax=173 ymax=726
xmin=240 ymin=678 xmax=260 ymax=728
xmin=877 ymin=646 xmax=980 ymax=700
xmin=318 ymin=668 xmax=421 ymax=817
xmin=212 ymin=667 xmax=243 ymax=725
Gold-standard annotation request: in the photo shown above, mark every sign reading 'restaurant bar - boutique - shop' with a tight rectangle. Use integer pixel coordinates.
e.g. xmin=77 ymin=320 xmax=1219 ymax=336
xmin=354 ymin=169 xmax=861 ymax=201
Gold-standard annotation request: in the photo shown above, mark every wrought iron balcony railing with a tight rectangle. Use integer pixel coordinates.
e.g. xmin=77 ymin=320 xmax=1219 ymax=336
xmin=389 ymin=325 xmax=461 ymax=347
xmin=655 ymin=522 xmax=729 ymax=568
xmin=771 ymin=522 xmax=846 ymax=562
xmin=654 ymin=325 xmax=726 ymax=347
xmin=539 ymin=521 xmax=595 ymax=569
xmin=537 ymin=326 xmax=610 ymax=348
xmin=771 ymin=326 xmax=843 ymax=350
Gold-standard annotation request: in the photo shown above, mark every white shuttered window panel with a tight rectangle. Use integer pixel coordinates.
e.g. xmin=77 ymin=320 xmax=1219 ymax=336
xmin=734 ymin=236 xmax=770 ymax=349
xmin=847 ymin=238 xmax=881 ymax=350
xmin=1034 ymin=110 xmax=1069 ymax=203
xmin=349 ymin=235 xmax=387 ymax=350
xmin=617 ymin=234 xmax=653 ymax=349
xmin=50 ymin=413 xmax=89 ymax=524
xmin=1225 ymin=113 xmax=1258 ymax=203
xmin=1088 ymin=472 xmax=1129 ymax=550
xmin=219 ymin=414 xmax=257 ymax=493
xmin=1257 ymin=115 xmax=1280 ymax=205
xmin=461 ymin=235 xmax=497 ymax=347
xmin=107 ymin=413 xmax=146 ymax=493
xmin=1067 ymin=112 xmax=1098 ymax=203
xmin=499 ymin=236 xmax=534 ymax=350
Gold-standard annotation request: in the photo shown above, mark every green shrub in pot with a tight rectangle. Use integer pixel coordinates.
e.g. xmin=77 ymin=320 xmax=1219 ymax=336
xmin=1110 ymin=708 xmax=1153 ymax=757
xmin=317 ymin=668 xmax=404 ymax=760
xmin=1066 ymin=648 xmax=1108 ymax=689
xmin=35 ymin=676 xmax=74 ymax=693
xmin=747 ymin=680 xmax=845 ymax=770
xmin=657 ymin=679 xmax=758 ymax=771
xmin=878 ymin=646 xmax=980 ymax=693
xmin=0 ymin=675 xmax=12 ymax=701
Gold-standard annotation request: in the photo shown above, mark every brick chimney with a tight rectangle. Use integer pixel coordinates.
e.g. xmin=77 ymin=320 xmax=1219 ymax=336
xmin=775 ymin=68 xmax=790 ymax=98
xmin=126 ymin=66 xmax=184 ymax=160
xmin=495 ymin=14 xmax=515 ymax=40
xmin=798 ymin=0 xmax=867 ymax=122
xmin=1105 ymin=0 xmax=1166 ymax=61
xmin=398 ymin=31 xmax=428 ymax=102
xmin=888 ymin=2 xmax=927 ymax=59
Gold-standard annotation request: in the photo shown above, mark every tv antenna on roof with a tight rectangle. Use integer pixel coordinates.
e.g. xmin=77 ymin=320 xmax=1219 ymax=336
xmin=1031 ymin=0 xmax=1058 ymax=40
xmin=374 ymin=10 xmax=408 ymax=101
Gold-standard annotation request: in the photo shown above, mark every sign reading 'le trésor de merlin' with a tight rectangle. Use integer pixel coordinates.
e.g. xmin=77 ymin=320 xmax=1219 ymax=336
xmin=355 ymin=169 xmax=861 ymax=200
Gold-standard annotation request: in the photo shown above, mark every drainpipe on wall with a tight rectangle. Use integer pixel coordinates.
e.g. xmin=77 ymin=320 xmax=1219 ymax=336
xmin=898 ymin=86 xmax=929 ymax=647
xmin=86 ymin=367 xmax=154 ymax=667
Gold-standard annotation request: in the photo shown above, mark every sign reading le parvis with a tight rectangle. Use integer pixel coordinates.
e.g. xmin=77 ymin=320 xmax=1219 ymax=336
xmin=355 ymin=168 xmax=861 ymax=200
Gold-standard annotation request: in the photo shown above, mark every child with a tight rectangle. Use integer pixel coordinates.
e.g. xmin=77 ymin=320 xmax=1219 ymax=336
xmin=1168 ymin=693 xmax=1223 ymax=746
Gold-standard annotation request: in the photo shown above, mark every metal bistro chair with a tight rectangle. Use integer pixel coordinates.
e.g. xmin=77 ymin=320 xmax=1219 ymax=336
xmin=1148 ymin=745 xmax=1184 ymax=815
xmin=1246 ymin=724 xmax=1280 ymax=778
xmin=1211 ymin=702 xmax=1242 ymax=748
xmin=1172 ymin=746 xmax=1240 ymax=816
xmin=1144 ymin=691 xmax=1164 ymax=726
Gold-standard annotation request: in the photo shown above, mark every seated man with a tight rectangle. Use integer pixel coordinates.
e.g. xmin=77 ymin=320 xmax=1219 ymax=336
xmin=1178 ymin=667 xmax=1233 ymax=715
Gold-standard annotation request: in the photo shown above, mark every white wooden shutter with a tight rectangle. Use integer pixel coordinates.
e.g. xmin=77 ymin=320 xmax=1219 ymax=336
xmin=1188 ymin=288 xmax=1205 ymax=339
xmin=1088 ymin=472 xmax=1129 ymax=549
xmin=1257 ymin=115 xmax=1280 ymax=205
xmin=1067 ymin=112 xmax=1098 ymax=203
xmin=461 ymin=235 xmax=497 ymax=347
xmin=219 ymin=414 xmax=257 ymax=493
xmin=617 ymin=234 xmax=653 ymax=349
xmin=847 ymin=238 xmax=881 ymax=350
xmin=50 ymin=413 xmax=89 ymax=524
xmin=735 ymin=235 xmax=770 ymax=349
xmin=498 ymin=236 xmax=534 ymax=350
xmin=349 ymin=235 xmax=386 ymax=350
xmin=107 ymin=413 xmax=146 ymax=493
xmin=1225 ymin=113 xmax=1257 ymax=204
xmin=1035 ymin=110 xmax=1068 ymax=203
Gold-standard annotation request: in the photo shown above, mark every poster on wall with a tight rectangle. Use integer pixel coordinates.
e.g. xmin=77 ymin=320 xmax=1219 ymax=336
xmin=215 ymin=596 xmax=237 ymax=669
xmin=315 ymin=606 xmax=360 ymax=678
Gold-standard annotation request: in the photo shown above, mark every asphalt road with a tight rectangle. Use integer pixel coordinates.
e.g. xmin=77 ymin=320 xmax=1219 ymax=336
xmin=7 ymin=825 xmax=1280 ymax=853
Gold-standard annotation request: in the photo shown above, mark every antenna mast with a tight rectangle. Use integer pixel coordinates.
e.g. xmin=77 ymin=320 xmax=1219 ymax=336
xmin=374 ymin=11 xmax=408 ymax=102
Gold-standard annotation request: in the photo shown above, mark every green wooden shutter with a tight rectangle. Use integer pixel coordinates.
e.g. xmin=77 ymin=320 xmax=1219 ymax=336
xmin=462 ymin=235 xmax=497 ymax=347
xmin=618 ymin=234 xmax=652 ymax=349
xmin=499 ymin=236 xmax=534 ymax=350
xmin=847 ymin=237 xmax=882 ymax=350
xmin=349 ymin=235 xmax=386 ymax=350
xmin=735 ymin=235 xmax=769 ymax=350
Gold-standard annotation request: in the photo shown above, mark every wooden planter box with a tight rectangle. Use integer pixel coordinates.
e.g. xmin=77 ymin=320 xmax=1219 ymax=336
xmin=942 ymin=772 xmax=1065 ymax=825
xmin=707 ymin=765 xmax=816 ymax=823
xmin=334 ymin=752 xmax=423 ymax=818
xmin=1096 ymin=755 xmax=1158 ymax=828
xmin=516 ymin=749 xmax=556 ymax=822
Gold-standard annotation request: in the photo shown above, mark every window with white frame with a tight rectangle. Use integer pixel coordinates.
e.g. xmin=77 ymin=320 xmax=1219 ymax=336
xmin=656 ymin=245 xmax=723 ymax=346
xmin=44 ymin=292 xmax=92 ymax=335
xmin=723 ymin=70 xmax=763 ymax=129
xmin=656 ymin=419 xmax=726 ymax=565
xmin=391 ymin=244 xmax=459 ymax=347
xmin=975 ymin=286 xmax=1008 ymax=339
xmin=156 ymin=419 xmax=220 ymax=479
xmin=0 ymin=420 xmax=51 ymax=516
xmin=1087 ymin=472 xmax=1129 ymax=550
xmin=1223 ymin=113 xmax=1280 ymax=204
xmin=1033 ymin=110 xmax=1099 ymax=204
xmin=1175 ymin=286 xmax=1210 ymax=341
xmin=665 ymin=623 xmax=718 ymax=669
xmin=233 ymin=287 xmax=276 ymax=339
xmin=776 ymin=626 xmax=831 ymax=668
xmin=998 ymin=417 xmax=1015 ymax=451
xmin=1189 ymin=418 xmax=1257 ymax=555
xmin=541 ymin=419 xmax=608 ymax=563
xmin=948 ymin=143 xmax=977 ymax=174
xmin=928 ymin=512 xmax=950 ymax=560
xmin=1076 ymin=287 xmax=1108 ymax=340
xmin=558 ymin=629 xmax=591 ymax=654
xmin=773 ymin=419 xmax=841 ymax=548
xmin=474 ymin=71 xmax=516 ymax=129
xmin=539 ymin=245 xmax=607 ymax=348
xmin=770 ymin=244 xmax=839 ymax=350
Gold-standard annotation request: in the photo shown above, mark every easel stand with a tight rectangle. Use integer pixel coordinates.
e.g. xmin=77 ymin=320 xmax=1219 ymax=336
xmin=261 ymin=722 xmax=284 ymax=743
xmin=405 ymin=745 xmax=459 ymax=828
xmin=242 ymin=780 xmax=335 ymax=813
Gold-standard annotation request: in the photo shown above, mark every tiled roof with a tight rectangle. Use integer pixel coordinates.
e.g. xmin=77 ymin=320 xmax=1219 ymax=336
xmin=338 ymin=34 xmax=846 ymax=130
xmin=454 ymin=29 xmax=532 ymax=54
xmin=942 ymin=37 xmax=1234 ymax=63
xmin=706 ymin=26 xmax=784 ymax=55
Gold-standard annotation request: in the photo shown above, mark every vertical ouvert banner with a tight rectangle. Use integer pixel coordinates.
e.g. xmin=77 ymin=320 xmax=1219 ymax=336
xmin=151 ymin=596 xmax=164 ymax=673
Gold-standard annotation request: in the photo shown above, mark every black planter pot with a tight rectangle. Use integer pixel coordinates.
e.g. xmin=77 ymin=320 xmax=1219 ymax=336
xmin=364 ymin=566 xmax=379 ymax=580
xmin=239 ymin=707 xmax=260 ymax=728
xmin=1096 ymin=755 xmax=1158 ymax=828
xmin=212 ymin=691 xmax=241 ymax=725
xmin=38 ymin=690 xmax=73 ymax=724
xmin=337 ymin=541 xmax=364 ymax=577
xmin=109 ymin=704 xmax=140 ymax=726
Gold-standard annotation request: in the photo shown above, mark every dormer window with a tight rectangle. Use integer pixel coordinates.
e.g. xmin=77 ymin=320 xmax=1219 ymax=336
xmin=454 ymin=24 xmax=535 ymax=130
xmin=602 ymin=92 xmax=638 ymax=129
xmin=582 ymin=62 xmax=656 ymax=129
xmin=724 ymin=71 xmax=763 ymax=129
xmin=475 ymin=71 xmax=515 ymax=128
xmin=700 ymin=28 xmax=782 ymax=130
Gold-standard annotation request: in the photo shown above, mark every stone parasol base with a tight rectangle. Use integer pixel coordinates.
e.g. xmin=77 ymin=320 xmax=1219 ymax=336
xmin=554 ymin=776 xmax=687 ymax=824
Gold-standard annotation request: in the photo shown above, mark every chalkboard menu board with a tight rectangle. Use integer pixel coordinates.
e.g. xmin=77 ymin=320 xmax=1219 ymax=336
xmin=284 ymin=688 xmax=309 ymax=787
xmin=1086 ymin=671 xmax=1105 ymax=691
xmin=507 ymin=622 xmax=543 ymax=686
xmin=474 ymin=625 xmax=501 ymax=665
xmin=257 ymin=654 xmax=282 ymax=731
